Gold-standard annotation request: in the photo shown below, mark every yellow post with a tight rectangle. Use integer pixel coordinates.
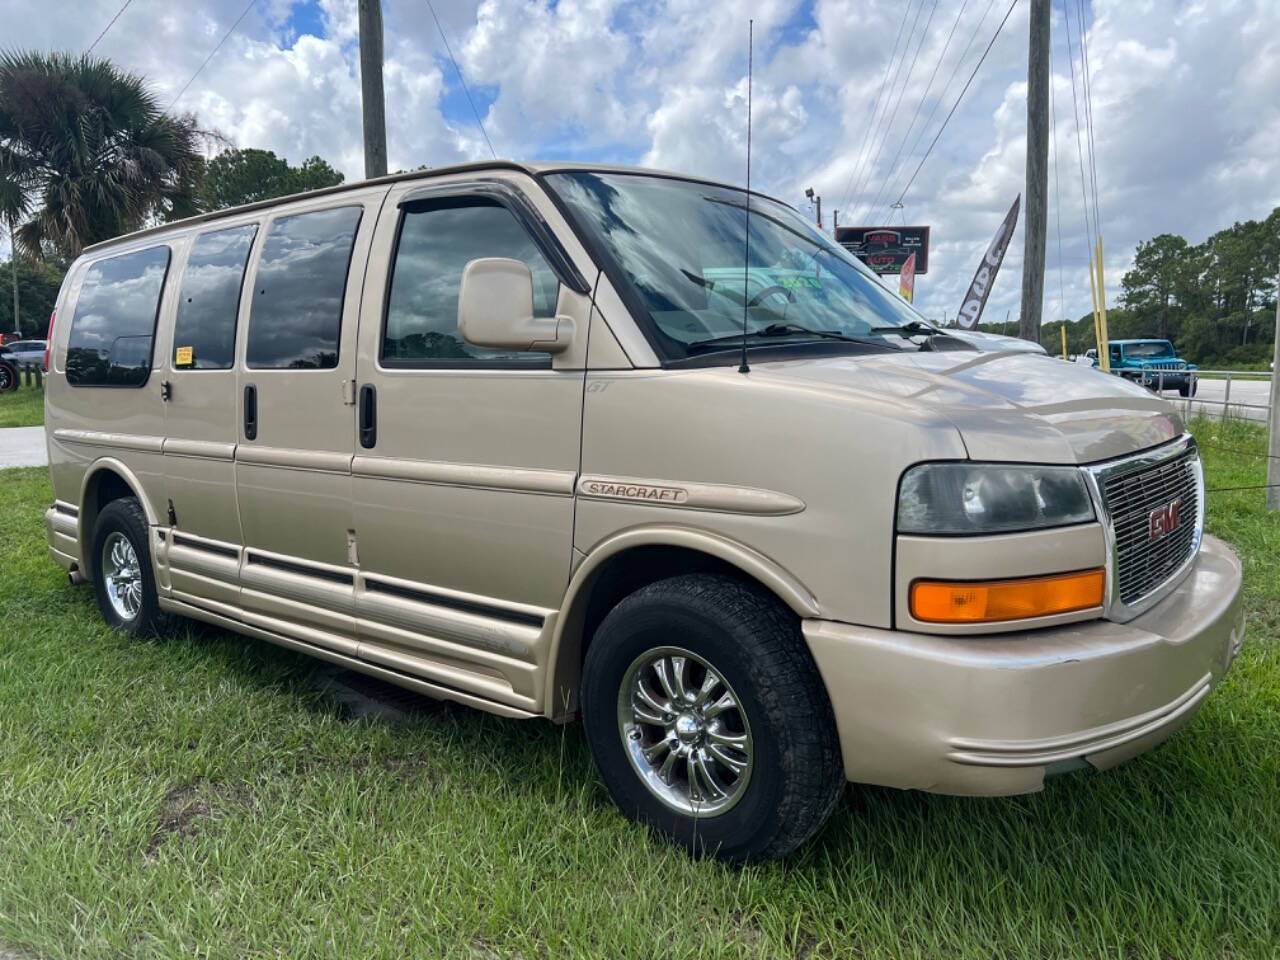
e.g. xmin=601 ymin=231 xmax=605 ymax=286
xmin=1088 ymin=254 xmax=1106 ymax=371
xmin=1061 ymin=323 xmax=1068 ymax=360
xmin=1095 ymin=237 xmax=1111 ymax=371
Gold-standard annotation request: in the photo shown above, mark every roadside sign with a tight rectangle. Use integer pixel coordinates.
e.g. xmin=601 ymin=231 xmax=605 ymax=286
xmin=836 ymin=225 xmax=930 ymax=274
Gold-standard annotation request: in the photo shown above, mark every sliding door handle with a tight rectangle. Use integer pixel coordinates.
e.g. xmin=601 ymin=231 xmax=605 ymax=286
xmin=243 ymin=384 xmax=257 ymax=441
xmin=358 ymin=383 xmax=376 ymax=449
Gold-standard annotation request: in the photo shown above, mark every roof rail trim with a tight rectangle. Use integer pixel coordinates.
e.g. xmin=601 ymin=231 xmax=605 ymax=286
xmin=81 ymin=159 xmax=536 ymax=254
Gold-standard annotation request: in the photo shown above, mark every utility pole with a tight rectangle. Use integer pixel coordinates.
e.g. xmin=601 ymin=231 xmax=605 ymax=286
xmin=833 ymin=209 xmax=838 ymax=237
xmin=1267 ymin=258 xmax=1280 ymax=510
xmin=816 ymin=195 xmax=822 ymax=229
xmin=358 ymin=0 xmax=388 ymax=179
xmin=1019 ymin=0 xmax=1050 ymax=342
xmin=8 ymin=221 xmax=17 ymax=336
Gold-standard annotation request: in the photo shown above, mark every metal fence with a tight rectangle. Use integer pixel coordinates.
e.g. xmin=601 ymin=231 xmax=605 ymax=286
xmin=1106 ymin=367 xmax=1274 ymax=424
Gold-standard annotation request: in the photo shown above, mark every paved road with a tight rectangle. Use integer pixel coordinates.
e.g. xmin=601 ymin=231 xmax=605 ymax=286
xmin=0 ymin=427 xmax=47 ymax=468
xmin=1153 ymin=377 xmax=1273 ymax=424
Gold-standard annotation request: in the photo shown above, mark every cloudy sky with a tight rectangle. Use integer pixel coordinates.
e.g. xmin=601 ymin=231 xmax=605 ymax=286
xmin=4 ymin=0 xmax=1278 ymax=327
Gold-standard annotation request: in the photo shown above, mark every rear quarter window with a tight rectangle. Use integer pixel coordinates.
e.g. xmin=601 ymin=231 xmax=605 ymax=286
xmin=66 ymin=245 xmax=171 ymax=387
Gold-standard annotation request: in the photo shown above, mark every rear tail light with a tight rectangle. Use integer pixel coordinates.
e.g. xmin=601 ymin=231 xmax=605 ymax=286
xmin=44 ymin=309 xmax=55 ymax=371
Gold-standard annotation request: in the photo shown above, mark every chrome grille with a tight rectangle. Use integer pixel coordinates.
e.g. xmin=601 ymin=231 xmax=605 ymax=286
xmin=1100 ymin=449 xmax=1201 ymax=606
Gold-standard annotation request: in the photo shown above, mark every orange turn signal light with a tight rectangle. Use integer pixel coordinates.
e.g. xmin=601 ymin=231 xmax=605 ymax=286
xmin=910 ymin=569 xmax=1105 ymax=624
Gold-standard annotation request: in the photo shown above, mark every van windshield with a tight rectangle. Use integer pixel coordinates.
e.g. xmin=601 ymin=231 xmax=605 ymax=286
xmin=546 ymin=171 xmax=934 ymax=363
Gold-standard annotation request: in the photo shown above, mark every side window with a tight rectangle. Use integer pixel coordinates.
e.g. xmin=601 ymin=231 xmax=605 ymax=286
xmin=1110 ymin=345 xmax=1122 ymax=364
xmin=66 ymin=245 xmax=171 ymax=387
xmin=382 ymin=199 xmax=561 ymax=365
xmin=246 ymin=206 xmax=362 ymax=369
xmin=173 ymin=224 xmax=257 ymax=370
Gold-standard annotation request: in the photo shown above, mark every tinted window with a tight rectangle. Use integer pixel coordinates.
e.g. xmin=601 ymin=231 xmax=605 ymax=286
xmin=173 ymin=225 xmax=257 ymax=369
xmin=246 ymin=206 xmax=361 ymax=369
xmin=382 ymin=200 xmax=560 ymax=365
xmin=66 ymin=246 xmax=171 ymax=387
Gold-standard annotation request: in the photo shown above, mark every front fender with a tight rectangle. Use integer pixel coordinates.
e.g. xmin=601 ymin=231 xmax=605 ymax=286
xmin=543 ymin=524 xmax=821 ymax=718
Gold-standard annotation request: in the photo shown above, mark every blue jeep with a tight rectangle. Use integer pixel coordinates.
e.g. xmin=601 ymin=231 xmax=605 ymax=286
xmin=1094 ymin=339 xmax=1198 ymax=397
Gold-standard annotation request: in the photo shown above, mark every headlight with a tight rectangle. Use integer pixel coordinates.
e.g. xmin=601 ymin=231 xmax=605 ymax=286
xmin=897 ymin=463 xmax=1094 ymax=535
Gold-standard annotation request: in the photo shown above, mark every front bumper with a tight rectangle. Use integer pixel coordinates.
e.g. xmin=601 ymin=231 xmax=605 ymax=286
xmin=804 ymin=533 xmax=1244 ymax=795
xmin=1125 ymin=369 xmax=1192 ymax=386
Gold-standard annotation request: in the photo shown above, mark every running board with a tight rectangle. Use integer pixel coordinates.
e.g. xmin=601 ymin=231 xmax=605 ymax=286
xmin=159 ymin=595 xmax=540 ymax=720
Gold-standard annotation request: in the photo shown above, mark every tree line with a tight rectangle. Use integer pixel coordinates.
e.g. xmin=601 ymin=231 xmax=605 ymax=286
xmin=976 ymin=211 xmax=1280 ymax=369
xmin=1 ymin=51 xmax=344 ymax=336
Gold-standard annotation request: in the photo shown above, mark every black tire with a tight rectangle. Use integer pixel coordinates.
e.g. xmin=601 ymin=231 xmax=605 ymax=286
xmin=0 ymin=360 xmax=16 ymax=394
xmin=581 ymin=573 xmax=844 ymax=863
xmin=90 ymin=497 xmax=171 ymax=637
xmin=1179 ymin=379 xmax=1197 ymax=398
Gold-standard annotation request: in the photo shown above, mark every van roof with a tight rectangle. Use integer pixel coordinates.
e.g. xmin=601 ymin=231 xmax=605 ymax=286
xmin=82 ymin=160 xmax=784 ymax=254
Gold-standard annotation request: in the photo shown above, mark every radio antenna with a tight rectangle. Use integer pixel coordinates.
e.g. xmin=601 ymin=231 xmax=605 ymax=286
xmin=739 ymin=19 xmax=754 ymax=375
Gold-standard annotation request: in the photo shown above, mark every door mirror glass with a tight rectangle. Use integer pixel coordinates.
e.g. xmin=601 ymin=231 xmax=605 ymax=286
xmin=458 ymin=258 xmax=572 ymax=353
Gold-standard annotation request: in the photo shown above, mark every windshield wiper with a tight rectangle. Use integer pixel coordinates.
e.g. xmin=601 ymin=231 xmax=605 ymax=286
xmin=866 ymin=320 xmax=941 ymax=338
xmin=864 ymin=320 xmax=979 ymax=352
xmin=686 ymin=322 xmax=868 ymax=353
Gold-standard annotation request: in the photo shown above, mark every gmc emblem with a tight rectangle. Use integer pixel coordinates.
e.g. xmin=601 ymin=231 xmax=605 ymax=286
xmin=1149 ymin=498 xmax=1183 ymax=540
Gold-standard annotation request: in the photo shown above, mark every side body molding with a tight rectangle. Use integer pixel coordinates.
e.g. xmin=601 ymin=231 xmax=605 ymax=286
xmin=544 ymin=524 xmax=821 ymax=719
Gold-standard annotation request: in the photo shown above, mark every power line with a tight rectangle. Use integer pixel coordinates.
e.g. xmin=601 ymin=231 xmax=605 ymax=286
xmin=1077 ymin=0 xmax=1102 ymax=236
xmin=843 ymin=0 xmax=928 ymax=223
xmin=1062 ymin=0 xmax=1093 ymax=244
xmin=834 ymin=0 xmax=916 ymax=220
xmin=86 ymin=0 xmax=134 ymax=55
xmin=882 ymin=0 xmax=998 ymax=209
xmin=893 ymin=0 xmax=1019 ymax=207
xmin=166 ymin=0 xmax=258 ymax=112
xmin=426 ymin=0 xmax=497 ymax=160
xmin=863 ymin=0 xmax=968 ymax=224
xmin=849 ymin=0 xmax=942 ymax=225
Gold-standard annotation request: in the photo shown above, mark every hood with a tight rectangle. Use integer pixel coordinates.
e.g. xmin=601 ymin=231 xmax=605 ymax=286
xmin=751 ymin=349 xmax=1183 ymax=464
xmin=944 ymin=329 xmax=1048 ymax=355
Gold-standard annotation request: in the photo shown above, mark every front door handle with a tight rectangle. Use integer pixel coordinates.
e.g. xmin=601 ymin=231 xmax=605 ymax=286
xmin=243 ymin=383 xmax=257 ymax=440
xmin=358 ymin=383 xmax=376 ymax=449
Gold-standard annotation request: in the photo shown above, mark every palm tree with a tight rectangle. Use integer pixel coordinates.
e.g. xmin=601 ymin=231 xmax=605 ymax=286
xmin=0 ymin=51 xmax=202 ymax=260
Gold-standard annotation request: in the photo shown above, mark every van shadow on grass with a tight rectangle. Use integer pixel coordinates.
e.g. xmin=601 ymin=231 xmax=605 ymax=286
xmin=158 ymin=611 xmax=600 ymax=800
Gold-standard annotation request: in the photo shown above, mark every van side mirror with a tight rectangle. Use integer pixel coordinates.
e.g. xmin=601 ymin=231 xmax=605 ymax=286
xmin=458 ymin=258 xmax=574 ymax=354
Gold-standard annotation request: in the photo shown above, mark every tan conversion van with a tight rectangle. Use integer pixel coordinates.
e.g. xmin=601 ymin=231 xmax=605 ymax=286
xmin=43 ymin=162 xmax=1244 ymax=862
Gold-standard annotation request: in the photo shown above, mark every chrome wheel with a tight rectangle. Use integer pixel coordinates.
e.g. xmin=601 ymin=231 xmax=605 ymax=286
xmin=101 ymin=531 xmax=143 ymax=621
xmin=617 ymin=646 xmax=753 ymax=817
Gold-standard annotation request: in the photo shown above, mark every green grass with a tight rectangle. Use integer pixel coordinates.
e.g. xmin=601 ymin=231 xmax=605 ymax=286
xmin=0 ymin=383 xmax=44 ymax=428
xmin=1 ymin=420 xmax=1278 ymax=958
